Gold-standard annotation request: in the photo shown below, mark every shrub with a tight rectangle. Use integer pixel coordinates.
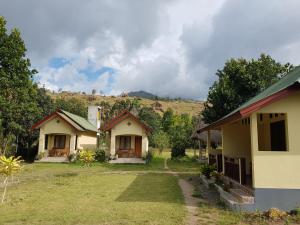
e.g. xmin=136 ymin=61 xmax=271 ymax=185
xmin=94 ymin=148 xmax=106 ymax=162
xmin=171 ymin=146 xmax=185 ymax=158
xmin=67 ymin=153 xmax=78 ymax=162
xmin=145 ymin=149 xmax=153 ymax=163
xmin=200 ymin=164 xmax=216 ymax=179
xmin=264 ymin=208 xmax=287 ymax=221
xmin=78 ymin=150 xmax=95 ymax=167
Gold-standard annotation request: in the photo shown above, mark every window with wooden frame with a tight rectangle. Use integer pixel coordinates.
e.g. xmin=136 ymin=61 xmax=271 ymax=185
xmin=54 ymin=135 xmax=66 ymax=149
xmin=119 ymin=136 xmax=131 ymax=150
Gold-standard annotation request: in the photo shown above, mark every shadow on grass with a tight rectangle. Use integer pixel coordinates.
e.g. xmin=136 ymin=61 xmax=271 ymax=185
xmin=116 ymin=173 xmax=183 ymax=204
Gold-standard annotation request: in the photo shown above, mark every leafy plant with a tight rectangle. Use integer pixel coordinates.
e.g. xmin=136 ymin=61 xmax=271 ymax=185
xmin=200 ymin=164 xmax=216 ymax=179
xmin=171 ymin=146 xmax=186 ymax=158
xmin=94 ymin=148 xmax=106 ymax=162
xmin=152 ymin=130 xmax=169 ymax=155
xmin=78 ymin=150 xmax=95 ymax=167
xmin=67 ymin=153 xmax=78 ymax=162
xmin=0 ymin=156 xmax=22 ymax=203
xmin=145 ymin=149 xmax=153 ymax=163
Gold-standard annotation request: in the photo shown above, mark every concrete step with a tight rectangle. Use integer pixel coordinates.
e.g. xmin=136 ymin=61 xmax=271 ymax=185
xmin=230 ymin=188 xmax=254 ymax=204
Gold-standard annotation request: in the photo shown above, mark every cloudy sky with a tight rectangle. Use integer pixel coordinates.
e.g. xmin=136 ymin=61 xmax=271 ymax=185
xmin=1 ymin=0 xmax=300 ymax=100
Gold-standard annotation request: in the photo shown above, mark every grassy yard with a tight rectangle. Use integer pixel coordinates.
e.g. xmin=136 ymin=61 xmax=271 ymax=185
xmin=0 ymin=151 xmax=196 ymax=225
xmin=0 ymin=171 xmax=184 ymax=225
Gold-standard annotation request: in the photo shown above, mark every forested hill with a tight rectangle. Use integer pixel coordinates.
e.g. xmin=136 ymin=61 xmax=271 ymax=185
xmin=47 ymin=91 xmax=204 ymax=116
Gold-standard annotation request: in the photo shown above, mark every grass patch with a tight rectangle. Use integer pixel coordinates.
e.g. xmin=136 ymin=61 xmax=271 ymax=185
xmin=0 ymin=170 xmax=185 ymax=225
xmin=167 ymin=156 xmax=200 ymax=173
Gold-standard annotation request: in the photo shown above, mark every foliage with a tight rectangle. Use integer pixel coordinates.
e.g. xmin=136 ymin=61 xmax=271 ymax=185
xmin=263 ymin=208 xmax=288 ymax=221
xmin=0 ymin=155 xmax=22 ymax=203
xmin=55 ymin=97 xmax=87 ymax=118
xmin=0 ymin=16 xmax=42 ymax=155
xmin=152 ymin=130 xmax=169 ymax=154
xmin=202 ymin=54 xmax=293 ymax=123
xmin=78 ymin=150 xmax=95 ymax=166
xmin=171 ymin=146 xmax=186 ymax=158
xmin=145 ymin=148 xmax=153 ymax=164
xmin=67 ymin=153 xmax=77 ymax=162
xmin=200 ymin=164 xmax=216 ymax=179
xmin=94 ymin=148 xmax=106 ymax=162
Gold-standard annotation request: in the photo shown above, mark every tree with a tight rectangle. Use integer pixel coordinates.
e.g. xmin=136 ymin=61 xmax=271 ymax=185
xmin=55 ymin=97 xmax=87 ymax=118
xmin=0 ymin=17 xmax=40 ymax=155
xmin=202 ymin=54 xmax=293 ymax=123
xmin=161 ymin=108 xmax=174 ymax=133
xmin=92 ymin=89 xmax=96 ymax=95
xmin=152 ymin=130 xmax=169 ymax=155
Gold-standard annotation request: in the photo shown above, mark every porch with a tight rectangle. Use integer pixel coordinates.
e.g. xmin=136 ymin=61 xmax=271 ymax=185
xmin=44 ymin=134 xmax=75 ymax=157
xmin=115 ymin=135 xmax=143 ymax=158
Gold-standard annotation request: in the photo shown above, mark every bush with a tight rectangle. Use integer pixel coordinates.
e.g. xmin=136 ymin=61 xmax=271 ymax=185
xmin=94 ymin=148 xmax=106 ymax=162
xmin=171 ymin=146 xmax=185 ymax=158
xmin=67 ymin=153 xmax=78 ymax=162
xmin=200 ymin=164 xmax=216 ymax=179
xmin=145 ymin=149 xmax=153 ymax=163
xmin=78 ymin=150 xmax=95 ymax=166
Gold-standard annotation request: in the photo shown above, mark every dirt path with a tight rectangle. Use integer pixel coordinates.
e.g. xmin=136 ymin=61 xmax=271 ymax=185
xmin=178 ymin=178 xmax=201 ymax=225
xmin=164 ymin=157 xmax=201 ymax=225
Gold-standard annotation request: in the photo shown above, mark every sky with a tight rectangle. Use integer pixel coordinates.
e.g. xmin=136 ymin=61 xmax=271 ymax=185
xmin=1 ymin=0 xmax=300 ymax=100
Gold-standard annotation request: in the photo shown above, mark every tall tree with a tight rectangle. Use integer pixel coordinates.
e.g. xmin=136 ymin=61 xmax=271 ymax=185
xmin=55 ymin=97 xmax=87 ymax=118
xmin=0 ymin=17 xmax=40 ymax=154
xmin=202 ymin=54 xmax=293 ymax=123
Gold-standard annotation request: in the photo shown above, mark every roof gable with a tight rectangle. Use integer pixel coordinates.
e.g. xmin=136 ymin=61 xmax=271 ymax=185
xmin=102 ymin=110 xmax=151 ymax=132
xmin=32 ymin=110 xmax=97 ymax=132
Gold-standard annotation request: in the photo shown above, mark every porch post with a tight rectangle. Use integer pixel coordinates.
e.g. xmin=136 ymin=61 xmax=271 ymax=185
xmin=250 ymin=113 xmax=258 ymax=188
xmin=70 ymin=135 xmax=76 ymax=154
xmin=207 ymin=130 xmax=211 ymax=163
xmin=110 ymin=134 xmax=116 ymax=156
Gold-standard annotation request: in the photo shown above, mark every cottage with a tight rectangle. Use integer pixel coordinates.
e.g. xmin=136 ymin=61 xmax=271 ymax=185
xmin=197 ymin=66 xmax=300 ymax=211
xmin=32 ymin=107 xmax=150 ymax=161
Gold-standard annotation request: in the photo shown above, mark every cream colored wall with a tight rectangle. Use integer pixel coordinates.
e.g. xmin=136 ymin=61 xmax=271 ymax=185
xmin=251 ymin=90 xmax=300 ymax=189
xmin=110 ymin=118 xmax=148 ymax=157
xmin=222 ymin=119 xmax=252 ymax=175
xmin=77 ymin=132 xmax=97 ymax=150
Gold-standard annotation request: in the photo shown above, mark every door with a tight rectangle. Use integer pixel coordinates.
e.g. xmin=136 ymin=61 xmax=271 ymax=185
xmin=270 ymin=120 xmax=286 ymax=151
xmin=135 ymin=136 xmax=142 ymax=157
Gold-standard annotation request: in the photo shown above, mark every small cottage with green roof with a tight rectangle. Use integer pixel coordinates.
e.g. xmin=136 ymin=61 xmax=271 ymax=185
xmin=32 ymin=109 xmax=98 ymax=157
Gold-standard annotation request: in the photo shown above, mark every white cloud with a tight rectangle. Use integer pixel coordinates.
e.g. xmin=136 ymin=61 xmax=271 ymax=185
xmin=1 ymin=0 xmax=300 ymax=99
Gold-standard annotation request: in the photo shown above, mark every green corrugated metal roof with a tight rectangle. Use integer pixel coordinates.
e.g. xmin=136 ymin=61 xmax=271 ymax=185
xmin=60 ymin=110 xmax=97 ymax=132
xmin=226 ymin=65 xmax=300 ymax=117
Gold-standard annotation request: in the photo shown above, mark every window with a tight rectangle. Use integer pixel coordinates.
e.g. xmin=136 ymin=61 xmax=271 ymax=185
xmin=257 ymin=113 xmax=287 ymax=151
xmin=54 ymin=135 xmax=66 ymax=149
xmin=44 ymin=135 xmax=49 ymax=150
xmin=119 ymin=136 xmax=131 ymax=150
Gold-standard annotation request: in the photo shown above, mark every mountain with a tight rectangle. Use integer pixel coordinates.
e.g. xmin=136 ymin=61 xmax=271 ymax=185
xmin=127 ymin=91 xmax=157 ymax=99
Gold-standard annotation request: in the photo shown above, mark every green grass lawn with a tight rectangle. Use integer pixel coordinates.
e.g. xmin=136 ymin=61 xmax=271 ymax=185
xmin=0 ymin=152 xmax=201 ymax=225
xmin=0 ymin=171 xmax=184 ymax=225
